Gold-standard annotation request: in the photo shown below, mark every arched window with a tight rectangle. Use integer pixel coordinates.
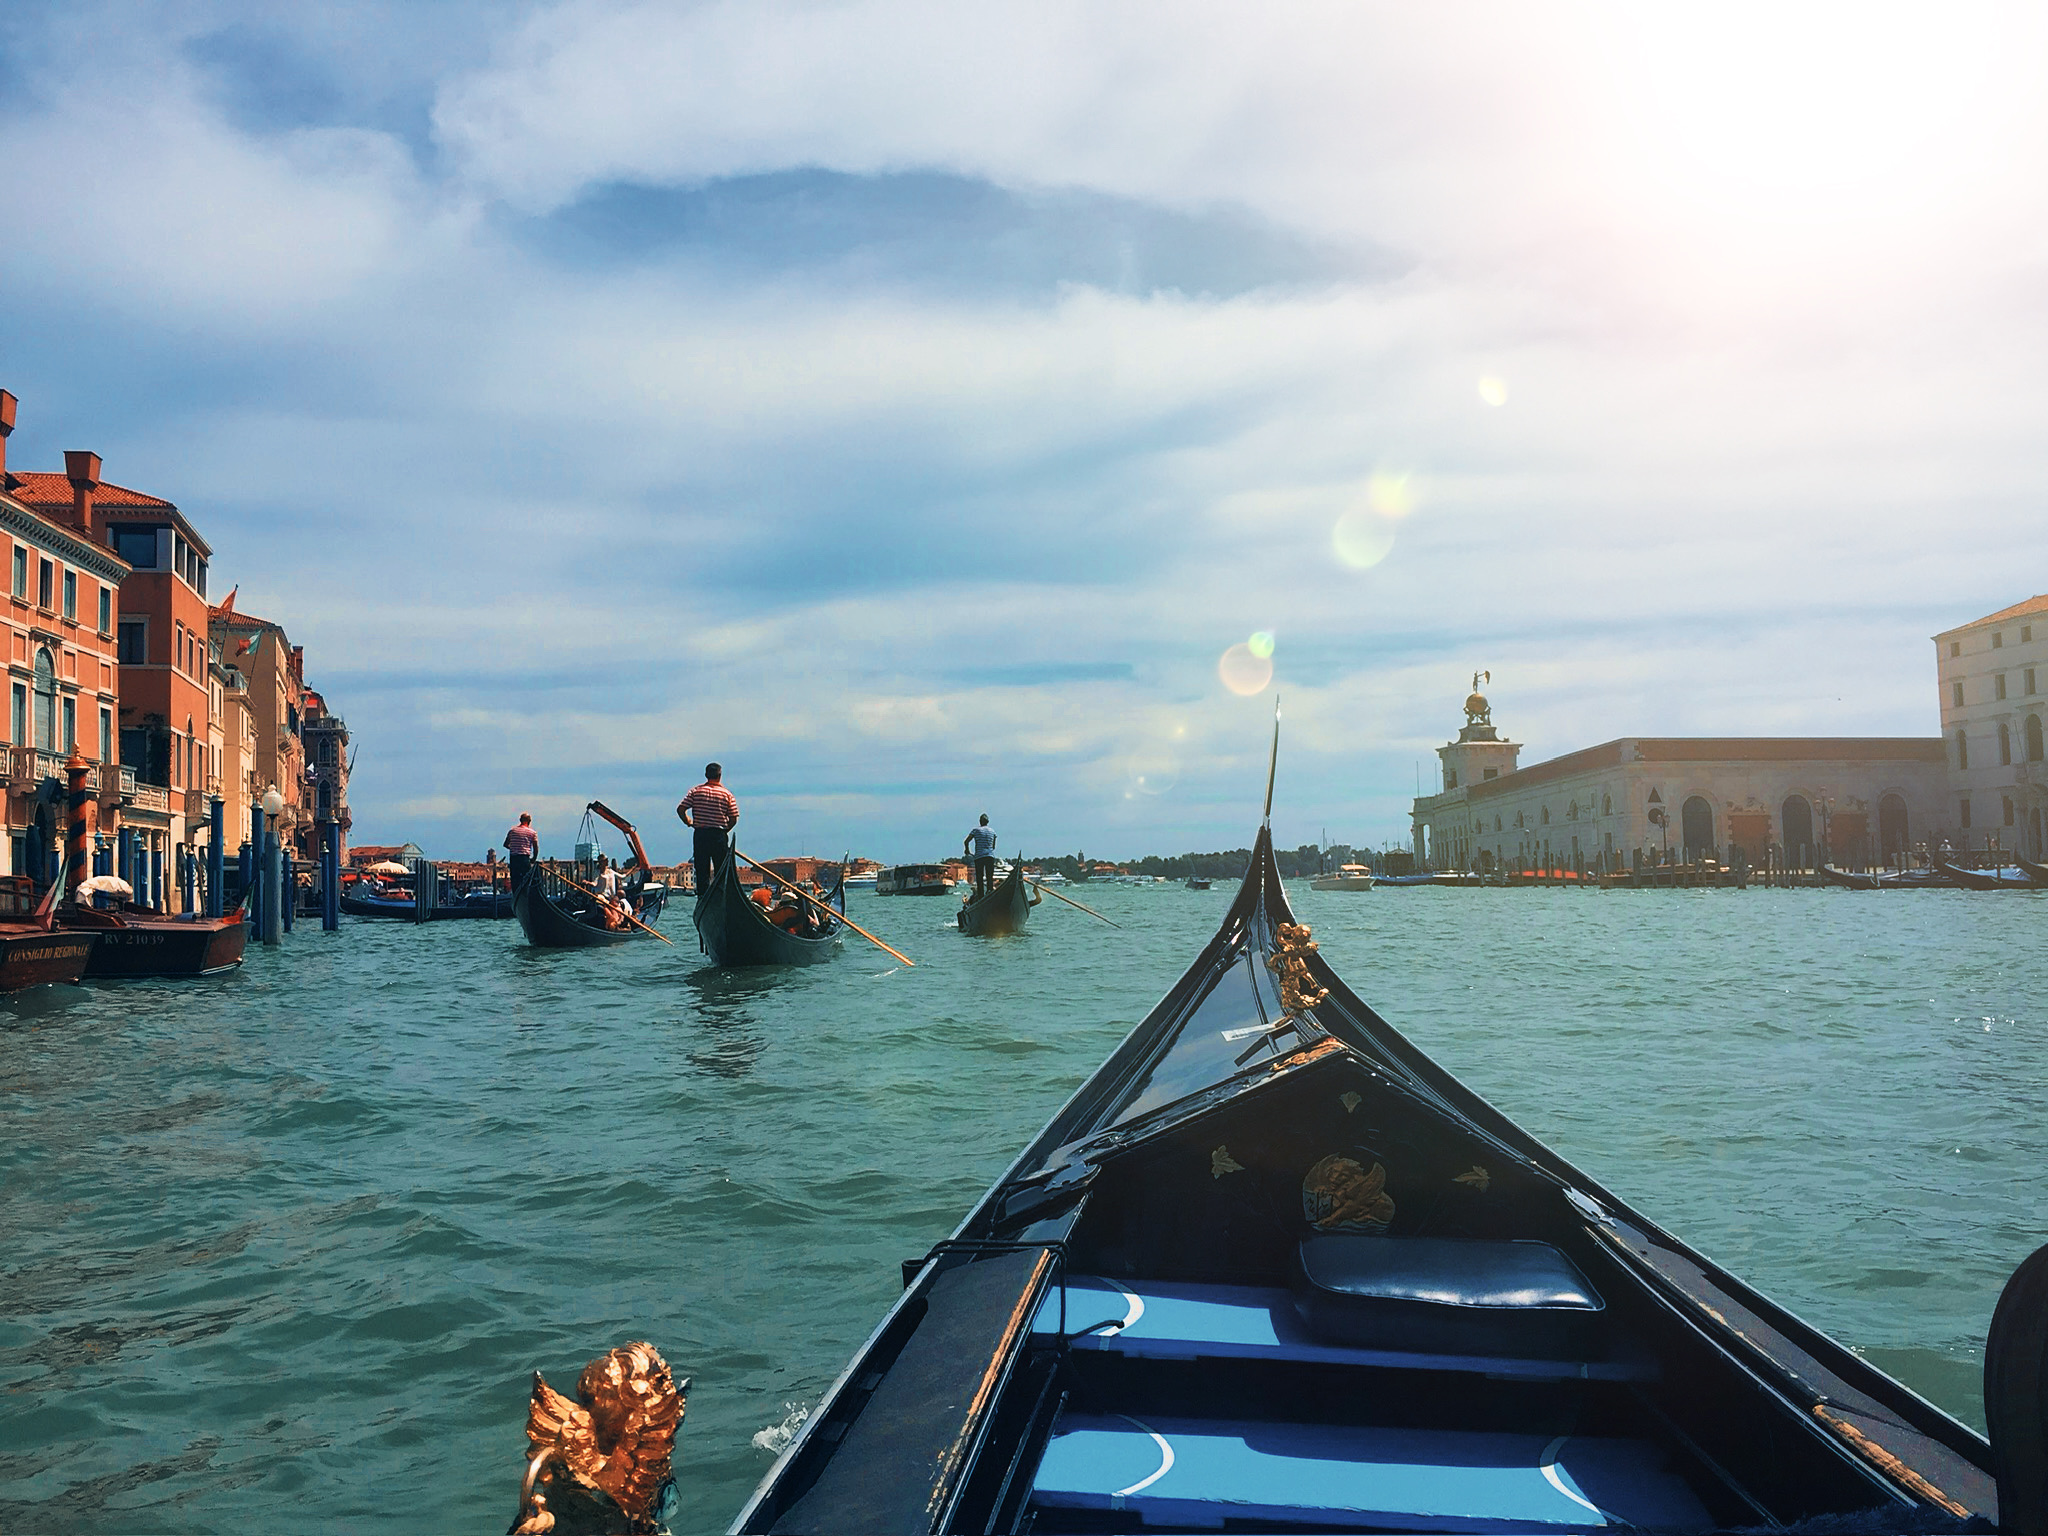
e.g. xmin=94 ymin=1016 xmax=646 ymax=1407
xmin=1541 ymin=805 xmax=1550 ymax=824
xmin=1879 ymin=794 xmax=1909 ymax=858
xmin=1956 ymin=728 xmax=1969 ymax=771
xmin=2000 ymin=722 xmax=2012 ymax=766
xmin=1602 ymin=793 xmax=1612 ymax=816
xmin=2029 ymin=714 xmax=2044 ymax=763
xmin=1681 ymin=796 xmax=1715 ymax=859
xmin=32 ymin=648 xmax=55 ymax=752
xmin=1782 ymin=796 xmax=1814 ymax=861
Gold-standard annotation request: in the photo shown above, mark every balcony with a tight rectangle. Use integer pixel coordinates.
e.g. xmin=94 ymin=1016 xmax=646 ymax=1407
xmin=8 ymin=748 xmax=110 ymax=793
xmin=129 ymin=781 xmax=169 ymax=814
xmin=182 ymin=788 xmax=209 ymax=818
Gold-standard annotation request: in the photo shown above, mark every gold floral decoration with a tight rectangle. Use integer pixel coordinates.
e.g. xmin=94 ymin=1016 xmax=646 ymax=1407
xmin=1302 ymin=1154 xmax=1396 ymax=1232
xmin=1266 ymin=922 xmax=1329 ymax=1020
xmin=513 ymin=1342 xmax=685 ymax=1534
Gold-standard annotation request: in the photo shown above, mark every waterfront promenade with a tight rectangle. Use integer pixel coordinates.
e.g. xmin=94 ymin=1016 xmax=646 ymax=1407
xmin=1 ymin=882 xmax=2039 ymax=1532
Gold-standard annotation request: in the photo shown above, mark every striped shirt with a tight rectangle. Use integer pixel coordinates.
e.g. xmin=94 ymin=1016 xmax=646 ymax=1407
xmin=681 ymin=782 xmax=739 ymax=829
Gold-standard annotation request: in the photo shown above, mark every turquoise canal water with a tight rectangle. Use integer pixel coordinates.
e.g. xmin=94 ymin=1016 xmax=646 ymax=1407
xmin=3 ymin=881 xmax=2045 ymax=1533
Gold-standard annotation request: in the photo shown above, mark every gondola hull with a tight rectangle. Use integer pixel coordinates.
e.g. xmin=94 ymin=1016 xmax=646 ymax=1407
xmin=692 ymin=857 xmax=841 ymax=967
xmin=2015 ymin=849 xmax=2048 ymax=888
xmin=1937 ymin=857 xmax=2036 ymax=891
xmin=735 ymin=818 xmax=1998 ymax=1534
xmin=513 ymin=872 xmax=644 ymax=947
xmin=956 ymin=864 xmax=1032 ymax=936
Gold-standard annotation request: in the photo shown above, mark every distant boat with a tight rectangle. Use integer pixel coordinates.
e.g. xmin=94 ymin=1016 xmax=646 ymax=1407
xmin=1184 ymin=877 xmax=1212 ymax=890
xmin=1309 ymin=863 xmax=1376 ymax=891
xmin=877 ymin=864 xmax=953 ymax=896
xmin=842 ymin=869 xmax=879 ymax=888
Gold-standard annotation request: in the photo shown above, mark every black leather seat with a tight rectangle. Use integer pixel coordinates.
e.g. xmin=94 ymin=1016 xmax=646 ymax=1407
xmin=1293 ymin=1234 xmax=1605 ymax=1359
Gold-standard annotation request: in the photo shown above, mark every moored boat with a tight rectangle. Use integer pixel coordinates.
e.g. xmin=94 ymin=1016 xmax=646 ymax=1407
xmin=1937 ymin=856 xmax=2037 ymax=892
xmin=64 ymin=903 xmax=247 ymax=976
xmin=2015 ymin=849 xmax=2048 ymax=889
xmin=692 ymin=854 xmax=843 ymax=967
xmin=734 ymin=769 xmax=2009 ymax=1533
xmin=1309 ymin=862 xmax=1376 ymax=891
xmin=0 ymin=875 xmax=94 ymax=990
xmin=956 ymin=862 xmax=1036 ymax=936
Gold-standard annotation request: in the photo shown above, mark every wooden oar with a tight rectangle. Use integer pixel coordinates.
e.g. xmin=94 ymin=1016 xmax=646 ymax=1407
xmin=544 ymin=864 xmax=674 ymax=945
xmin=735 ymin=849 xmax=916 ymax=967
xmin=1027 ymin=877 xmax=1122 ymax=929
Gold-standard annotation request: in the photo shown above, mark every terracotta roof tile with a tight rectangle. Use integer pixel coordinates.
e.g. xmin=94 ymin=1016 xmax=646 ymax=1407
xmin=6 ymin=471 xmax=176 ymax=511
xmin=1939 ymin=595 xmax=2048 ymax=637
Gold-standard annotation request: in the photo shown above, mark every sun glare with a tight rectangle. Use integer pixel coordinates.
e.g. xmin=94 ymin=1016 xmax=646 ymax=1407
xmin=1219 ymin=641 xmax=1274 ymax=696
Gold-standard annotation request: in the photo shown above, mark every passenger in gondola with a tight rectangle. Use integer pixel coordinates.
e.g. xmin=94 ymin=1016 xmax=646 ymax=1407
xmin=963 ymin=814 xmax=998 ymax=897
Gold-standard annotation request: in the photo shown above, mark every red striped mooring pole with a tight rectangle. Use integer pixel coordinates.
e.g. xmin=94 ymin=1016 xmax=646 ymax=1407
xmin=65 ymin=749 xmax=91 ymax=903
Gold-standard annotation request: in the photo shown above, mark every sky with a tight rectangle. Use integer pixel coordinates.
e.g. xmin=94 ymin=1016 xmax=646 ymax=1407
xmin=3 ymin=2 xmax=2047 ymax=866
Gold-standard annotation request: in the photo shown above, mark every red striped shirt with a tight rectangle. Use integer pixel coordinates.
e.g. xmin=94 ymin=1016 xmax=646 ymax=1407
xmin=681 ymin=782 xmax=739 ymax=829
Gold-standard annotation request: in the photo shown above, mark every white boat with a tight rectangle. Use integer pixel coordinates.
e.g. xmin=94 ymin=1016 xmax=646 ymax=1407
xmin=1309 ymin=863 xmax=1376 ymax=891
xmin=842 ymin=871 xmax=878 ymax=888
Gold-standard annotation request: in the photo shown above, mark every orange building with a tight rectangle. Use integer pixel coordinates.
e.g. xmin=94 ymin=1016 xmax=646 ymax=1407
xmin=0 ymin=393 xmax=133 ymax=887
xmin=12 ymin=454 xmax=218 ymax=907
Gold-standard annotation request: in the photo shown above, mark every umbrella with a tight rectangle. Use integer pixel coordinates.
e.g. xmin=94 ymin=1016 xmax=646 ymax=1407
xmin=363 ymin=860 xmax=409 ymax=875
xmin=77 ymin=875 xmax=133 ymax=898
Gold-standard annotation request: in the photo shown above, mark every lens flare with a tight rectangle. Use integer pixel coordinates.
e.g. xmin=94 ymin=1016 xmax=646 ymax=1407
xmin=1366 ymin=473 xmax=1413 ymax=518
xmin=1332 ymin=508 xmax=1396 ymax=570
xmin=1478 ymin=375 xmax=1508 ymax=407
xmin=1247 ymin=631 xmax=1275 ymax=659
xmin=1219 ymin=642 xmax=1274 ymax=696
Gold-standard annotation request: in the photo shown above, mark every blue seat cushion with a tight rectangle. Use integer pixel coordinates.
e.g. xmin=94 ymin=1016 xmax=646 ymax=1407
xmin=1033 ymin=1276 xmax=1646 ymax=1381
xmin=1032 ymin=1413 xmax=1711 ymax=1531
xmin=1295 ymin=1235 xmax=1604 ymax=1359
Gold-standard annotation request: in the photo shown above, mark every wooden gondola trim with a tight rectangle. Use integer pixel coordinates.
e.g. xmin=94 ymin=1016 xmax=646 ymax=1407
xmin=1811 ymin=1405 xmax=1968 ymax=1518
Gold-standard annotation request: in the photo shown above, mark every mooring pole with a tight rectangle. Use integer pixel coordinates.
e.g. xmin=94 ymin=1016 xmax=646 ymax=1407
xmin=321 ymin=822 xmax=339 ymax=931
xmin=209 ymin=797 xmax=224 ymax=917
xmin=262 ymin=816 xmax=282 ymax=947
xmin=413 ymin=860 xmax=436 ymax=924
xmin=249 ymin=806 xmax=265 ymax=938
xmin=281 ymin=848 xmax=294 ymax=933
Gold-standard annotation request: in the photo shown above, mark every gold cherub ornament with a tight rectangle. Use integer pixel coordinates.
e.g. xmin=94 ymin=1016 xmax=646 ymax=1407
xmin=510 ymin=1342 xmax=686 ymax=1536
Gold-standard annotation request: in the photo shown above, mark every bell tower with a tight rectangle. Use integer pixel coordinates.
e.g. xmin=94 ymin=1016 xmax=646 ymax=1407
xmin=1436 ymin=672 xmax=1521 ymax=791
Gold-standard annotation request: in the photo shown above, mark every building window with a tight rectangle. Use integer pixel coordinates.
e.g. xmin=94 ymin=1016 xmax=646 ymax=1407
xmin=118 ymin=619 xmax=146 ymax=666
xmin=2000 ymin=722 xmax=2012 ymax=765
xmin=1950 ymin=640 xmax=1962 ymax=658
xmin=1444 ymin=767 xmax=1458 ymax=789
xmin=1953 ymin=680 xmax=1965 ymax=707
xmin=1997 ymin=673 xmax=2008 ymax=700
xmin=112 ymin=526 xmax=159 ymax=569
xmin=8 ymin=684 xmax=22 ymax=746
xmin=61 ymin=697 xmax=74 ymax=753
xmin=2005 ymin=796 xmax=2016 ymax=827
xmin=61 ymin=570 xmax=75 ymax=620
xmin=37 ymin=559 xmax=52 ymax=610
xmin=2030 ymin=715 xmax=2045 ymax=763
xmin=33 ymin=649 xmax=54 ymax=751
xmin=97 ymin=585 xmax=111 ymax=634
xmin=8 ymin=546 xmax=20 ymax=599
xmin=2028 ymin=668 xmax=2038 ymax=696
xmin=174 ymin=622 xmax=185 ymax=674
xmin=98 ymin=707 xmax=111 ymax=763
xmin=2025 ymin=625 xmax=2035 ymax=642
xmin=1957 ymin=729 xmax=1969 ymax=770
xmin=1961 ymin=797 xmax=1973 ymax=828
xmin=1994 ymin=632 xmax=2005 ymax=649
xmin=1541 ymin=805 xmax=1550 ymax=824
xmin=1482 ymin=767 xmax=1497 ymax=780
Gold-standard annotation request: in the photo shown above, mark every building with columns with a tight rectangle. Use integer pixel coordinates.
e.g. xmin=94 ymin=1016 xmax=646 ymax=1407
xmin=1410 ymin=683 xmax=1951 ymax=874
xmin=1934 ymin=595 xmax=2048 ymax=857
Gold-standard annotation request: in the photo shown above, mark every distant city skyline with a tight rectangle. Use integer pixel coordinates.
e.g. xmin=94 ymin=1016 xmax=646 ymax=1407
xmin=4 ymin=3 xmax=2045 ymax=864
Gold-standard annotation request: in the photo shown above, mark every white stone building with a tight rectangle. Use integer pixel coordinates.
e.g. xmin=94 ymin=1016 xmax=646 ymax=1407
xmin=1410 ymin=687 xmax=1950 ymax=873
xmin=1934 ymin=595 xmax=2048 ymax=856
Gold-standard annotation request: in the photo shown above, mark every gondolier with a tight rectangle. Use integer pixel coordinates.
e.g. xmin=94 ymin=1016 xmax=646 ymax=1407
xmin=678 ymin=763 xmax=740 ymax=898
xmin=963 ymin=814 xmax=997 ymax=897
xmin=504 ymin=813 xmax=538 ymax=889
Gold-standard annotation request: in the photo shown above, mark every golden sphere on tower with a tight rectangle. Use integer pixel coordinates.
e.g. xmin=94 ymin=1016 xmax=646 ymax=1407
xmin=1465 ymin=692 xmax=1489 ymax=718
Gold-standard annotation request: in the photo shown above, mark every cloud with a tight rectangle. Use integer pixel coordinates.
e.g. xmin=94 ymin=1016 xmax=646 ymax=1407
xmin=2 ymin=1 xmax=2047 ymax=864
